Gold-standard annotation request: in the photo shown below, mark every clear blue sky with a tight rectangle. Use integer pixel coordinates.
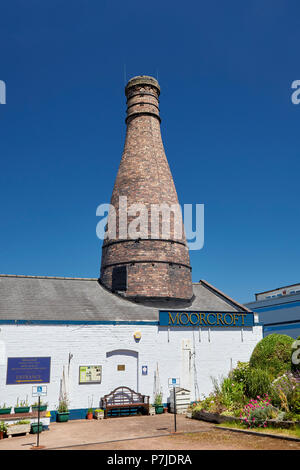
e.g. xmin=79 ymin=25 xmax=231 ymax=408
xmin=0 ymin=0 xmax=299 ymax=304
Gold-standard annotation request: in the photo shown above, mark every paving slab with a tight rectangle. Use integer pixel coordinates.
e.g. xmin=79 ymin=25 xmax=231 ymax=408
xmin=0 ymin=414 xmax=210 ymax=450
xmin=0 ymin=414 xmax=299 ymax=450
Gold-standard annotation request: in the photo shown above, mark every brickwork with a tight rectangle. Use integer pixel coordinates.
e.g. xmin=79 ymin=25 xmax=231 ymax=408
xmin=100 ymin=76 xmax=193 ymax=302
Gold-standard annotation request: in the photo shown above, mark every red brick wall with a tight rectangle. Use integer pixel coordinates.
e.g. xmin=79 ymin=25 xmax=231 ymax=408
xmin=100 ymin=76 xmax=193 ymax=302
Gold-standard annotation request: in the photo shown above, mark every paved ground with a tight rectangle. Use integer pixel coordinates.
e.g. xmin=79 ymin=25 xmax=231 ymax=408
xmin=0 ymin=414 xmax=299 ymax=450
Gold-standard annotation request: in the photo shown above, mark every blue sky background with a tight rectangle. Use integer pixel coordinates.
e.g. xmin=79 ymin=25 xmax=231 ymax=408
xmin=0 ymin=0 xmax=299 ymax=303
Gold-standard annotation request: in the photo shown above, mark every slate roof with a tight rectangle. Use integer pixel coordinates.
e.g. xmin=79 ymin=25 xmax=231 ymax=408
xmin=0 ymin=274 xmax=250 ymax=322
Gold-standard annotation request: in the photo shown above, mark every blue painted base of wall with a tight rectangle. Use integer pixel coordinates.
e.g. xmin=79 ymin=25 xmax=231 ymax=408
xmin=50 ymin=409 xmax=90 ymax=422
xmin=50 ymin=404 xmax=170 ymax=422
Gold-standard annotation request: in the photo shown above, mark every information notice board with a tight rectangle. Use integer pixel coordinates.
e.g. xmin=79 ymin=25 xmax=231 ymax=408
xmin=79 ymin=365 xmax=102 ymax=384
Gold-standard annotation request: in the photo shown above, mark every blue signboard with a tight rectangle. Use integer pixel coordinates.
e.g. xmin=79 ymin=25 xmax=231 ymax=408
xmin=159 ymin=311 xmax=254 ymax=328
xmin=6 ymin=357 xmax=51 ymax=385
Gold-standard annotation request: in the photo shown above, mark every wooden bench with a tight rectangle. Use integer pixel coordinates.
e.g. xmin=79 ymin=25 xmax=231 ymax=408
xmin=101 ymin=386 xmax=150 ymax=419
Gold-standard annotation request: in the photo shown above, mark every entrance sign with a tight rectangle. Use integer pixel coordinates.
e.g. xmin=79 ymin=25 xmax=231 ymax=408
xmin=79 ymin=365 xmax=102 ymax=384
xmin=6 ymin=357 xmax=51 ymax=384
xmin=32 ymin=385 xmax=47 ymax=397
xmin=159 ymin=311 xmax=254 ymax=328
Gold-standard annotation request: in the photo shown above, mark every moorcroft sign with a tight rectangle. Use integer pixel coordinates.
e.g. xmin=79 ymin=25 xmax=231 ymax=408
xmin=159 ymin=311 xmax=254 ymax=327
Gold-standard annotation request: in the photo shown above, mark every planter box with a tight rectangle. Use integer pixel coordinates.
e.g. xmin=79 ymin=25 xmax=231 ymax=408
xmin=7 ymin=423 xmax=31 ymax=438
xmin=56 ymin=411 xmax=70 ymax=422
xmin=0 ymin=408 xmax=11 ymax=415
xmin=94 ymin=411 xmax=104 ymax=420
xmin=155 ymin=405 xmax=164 ymax=414
xmin=32 ymin=405 xmax=47 ymax=412
xmin=149 ymin=407 xmax=155 ymax=416
xmin=14 ymin=407 xmax=30 ymax=414
xmin=31 ymin=423 xmax=43 ymax=434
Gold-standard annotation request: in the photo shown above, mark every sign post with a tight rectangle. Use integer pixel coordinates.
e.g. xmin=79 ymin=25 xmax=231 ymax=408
xmin=168 ymin=378 xmax=180 ymax=433
xmin=173 ymin=386 xmax=177 ymax=433
xmin=37 ymin=395 xmax=41 ymax=448
xmin=32 ymin=385 xmax=47 ymax=449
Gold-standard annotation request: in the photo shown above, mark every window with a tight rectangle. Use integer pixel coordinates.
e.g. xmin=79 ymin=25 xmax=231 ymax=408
xmin=112 ymin=265 xmax=127 ymax=291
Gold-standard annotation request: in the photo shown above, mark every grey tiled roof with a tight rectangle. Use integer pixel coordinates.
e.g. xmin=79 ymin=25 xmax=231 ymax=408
xmin=0 ymin=275 xmax=248 ymax=322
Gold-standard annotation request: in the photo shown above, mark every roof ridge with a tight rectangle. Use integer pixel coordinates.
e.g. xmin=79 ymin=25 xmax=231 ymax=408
xmin=0 ymin=274 xmax=99 ymax=281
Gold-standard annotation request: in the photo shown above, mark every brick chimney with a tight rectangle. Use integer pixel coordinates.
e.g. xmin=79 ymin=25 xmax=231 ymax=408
xmin=100 ymin=76 xmax=193 ymax=305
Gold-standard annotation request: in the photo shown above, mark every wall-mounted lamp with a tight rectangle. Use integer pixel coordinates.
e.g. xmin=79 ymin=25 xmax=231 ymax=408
xmin=134 ymin=331 xmax=141 ymax=341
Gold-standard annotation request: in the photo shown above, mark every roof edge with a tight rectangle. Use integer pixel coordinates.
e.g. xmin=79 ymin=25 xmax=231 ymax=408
xmin=0 ymin=274 xmax=99 ymax=281
xmin=199 ymin=279 xmax=252 ymax=313
xmin=255 ymin=282 xmax=300 ymax=296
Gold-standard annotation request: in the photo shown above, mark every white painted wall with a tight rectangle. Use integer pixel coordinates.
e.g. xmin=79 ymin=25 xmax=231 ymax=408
xmin=0 ymin=324 xmax=262 ymax=410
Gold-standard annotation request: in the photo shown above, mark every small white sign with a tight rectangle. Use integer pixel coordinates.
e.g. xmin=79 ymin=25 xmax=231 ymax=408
xmin=32 ymin=385 xmax=47 ymax=397
xmin=168 ymin=378 xmax=180 ymax=387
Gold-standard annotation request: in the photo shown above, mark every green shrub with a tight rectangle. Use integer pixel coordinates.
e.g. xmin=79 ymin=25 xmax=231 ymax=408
xmin=57 ymin=399 xmax=69 ymax=413
xmin=230 ymin=362 xmax=249 ymax=386
xmin=0 ymin=421 xmax=7 ymax=432
xmin=245 ymin=405 xmax=273 ymax=428
xmin=154 ymin=393 xmax=162 ymax=406
xmin=12 ymin=420 xmax=30 ymax=425
xmin=249 ymin=334 xmax=294 ymax=378
xmin=244 ymin=368 xmax=272 ymax=399
xmin=210 ymin=376 xmax=246 ymax=412
xmin=220 ymin=377 xmax=245 ymax=409
xmin=241 ymin=396 xmax=275 ymax=428
xmin=271 ymin=372 xmax=298 ymax=410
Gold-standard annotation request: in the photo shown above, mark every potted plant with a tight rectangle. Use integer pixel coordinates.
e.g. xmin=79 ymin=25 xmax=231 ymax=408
xmin=186 ymin=404 xmax=193 ymax=418
xmin=87 ymin=408 xmax=94 ymax=420
xmin=31 ymin=422 xmax=43 ymax=434
xmin=0 ymin=421 xmax=7 ymax=439
xmin=154 ymin=393 xmax=164 ymax=414
xmin=94 ymin=409 xmax=104 ymax=420
xmin=31 ymin=400 xmax=48 ymax=412
xmin=14 ymin=397 xmax=30 ymax=414
xmin=56 ymin=399 xmax=70 ymax=422
xmin=0 ymin=403 xmax=12 ymax=415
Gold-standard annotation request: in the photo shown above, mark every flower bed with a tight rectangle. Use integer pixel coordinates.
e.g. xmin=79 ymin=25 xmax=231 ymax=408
xmin=191 ymin=408 xmax=298 ymax=429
